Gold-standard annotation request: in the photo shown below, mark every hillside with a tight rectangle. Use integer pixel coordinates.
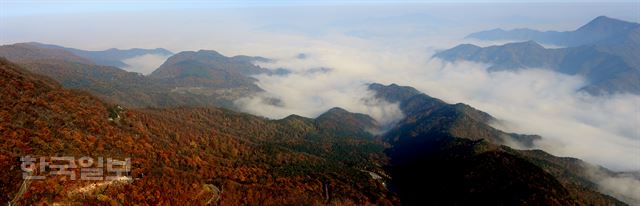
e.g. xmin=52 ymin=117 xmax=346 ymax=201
xmin=0 ymin=57 xmax=631 ymax=205
xmin=27 ymin=42 xmax=173 ymax=68
xmin=0 ymin=58 xmax=398 ymax=205
xmin=466 ymin=16 xmax=640 ymax=48
xmin=149 ymin=50 xmax=269 ymax=93
xmin=151 ymin=50 xmax=268 ymax=79
xmin=315 ymin=107 xmax=380 ymax=138
xmin=369 ymin=83 xmax=540 ymax=146
xmin=0 ymin=44 xmax=267 ymax=110
xmin=434 ymin=40 xmax=640 ymax=95
xmin=369 ymin=83 xmax=628 ymax=205
xmin=450 ymin=16 xmax=640 ymax=95
xmin=0 ymin=43 xmax=94 ymax=64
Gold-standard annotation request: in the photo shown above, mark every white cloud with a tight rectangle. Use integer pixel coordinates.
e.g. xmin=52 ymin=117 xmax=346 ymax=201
xmin=231 ymin=37 xmax=639 ymax=203
xmin=121 ymin=54 xmax=170 ymax=75
xmin=231 ymin=34 xmax=640 ymax=172
xmin=584 ymin=164 xmax=640 ymax=205
xmin=235 ymin=71 xmax=404 ymax=128
xmin=412 ymin=61 xmax=640 ymax=172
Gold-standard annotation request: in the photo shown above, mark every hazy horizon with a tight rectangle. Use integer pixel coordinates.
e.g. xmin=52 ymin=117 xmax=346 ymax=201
xmin=1 ymin=1 xmax=638 ymax=51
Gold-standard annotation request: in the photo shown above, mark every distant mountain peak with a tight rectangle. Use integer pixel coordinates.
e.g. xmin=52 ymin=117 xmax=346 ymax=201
xmin=152 ymin=48 xmax=173 ymax=53
xmin=467 ymin=16 xmax=639 ymax=48
xmin=587 ymin=15 xmax=622 ymax=25
xmin=368 ymin=83 xmax=424 ymax=103
xmin=282 ymin=114 xmax=311 ymax=120
xmin=0 ymin=42 xmax=95 ymax=65
xmin=436 ymin=17 xmax=640 ymax=95
xmin=161 ymin=50 xmax=230 ymax=65
xmin=369 ymin=83 xmax=421 ymax=95
xmin=148 ymin=49 xmax=268 ymax=94
xmin=196 ymin=49 xmax=224 ymax=56
xmin=10 ymin=42 xmax=174 ymax=69
xmin=447 ymin=43 xmax=482 ymax=51
xmin=315 ymin=107 xmax=379 ymax=138
xmin=576 ymin=15 xmax=639 ymax=33
xmin=23 ymin=41 xmax=47 ymax=46
xmin=317 ymin=107 xmax=374 ymax=121
xmin=504 ymin=40 xmax=544 ymax=49
xmin=521 ymin=40 xmax=540 ymax=45
xmin=433 ymin=40 xmax=548 ymax=66
xmin=325 ymin=107 xmax=349 ymax=113
xmin=593 ymin=15 xmax=614 ymax=21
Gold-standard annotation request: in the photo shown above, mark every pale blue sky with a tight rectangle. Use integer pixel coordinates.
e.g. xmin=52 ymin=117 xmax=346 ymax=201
xmin=0 ymin=0 xmax=638 ymax=51
xmin=2 ymin=0 xmax=638 ymax=17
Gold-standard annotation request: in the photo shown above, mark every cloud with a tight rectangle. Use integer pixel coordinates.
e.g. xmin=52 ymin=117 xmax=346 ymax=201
xmin=412 ymin=60 xmax=640 ymax=172
xmin=121 ymin=54 xmax=170 ymax=75
xmin=231 ymin=37 xmax=639 ymax=203
xmin=229 ymin=33 xmax=639 ymax=173
xmin=235 ymin=71 xmax=404 ymax=128
xmin=584 ymin=163 xmax=640 ymax=205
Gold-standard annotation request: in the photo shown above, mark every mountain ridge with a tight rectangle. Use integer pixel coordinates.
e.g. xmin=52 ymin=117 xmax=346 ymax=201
xmin=25 ymin=42 xmax=173 ymax=68
xmin=368 ymin=83 xmax=629 ymax=205
xmin=0 ymin=43 xmax=269 ymax=110
xmin=0 ymin=57 xmax=398 ymax=205
xmin=0 ymin=43 xmax=95 ymax=65
xmin=0 ymin=56 xmax=631 ymax=204
xmin=466 ymin=16 xmax=640 ymax=47
xmin=434 ymin=38 xmax=640 ymax=94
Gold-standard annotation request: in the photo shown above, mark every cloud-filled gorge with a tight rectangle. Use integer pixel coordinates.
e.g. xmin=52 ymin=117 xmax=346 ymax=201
xmin=122 ymin=54 xmax=171 ymax=75
xmin=228 ymin=36 xmax=640 ymax=203
xmin=232 ymin=36 xmax=639 ymax=173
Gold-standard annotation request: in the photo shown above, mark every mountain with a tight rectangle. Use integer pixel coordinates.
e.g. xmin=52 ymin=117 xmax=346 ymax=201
xmin=0 ymin=43 xmax=177 ymax=107
xmin=434 ymin=41 xmax=560 ymax=71
xmin=0 ymin=43 xmax=153 ymax=105
xmin=0 ymin=43 xmax=268 ymax=110
xmin=369 ymin=83 xmax=540 ymax=147
xmin=593 ymin=26 xmax=640 ymax=70
xmin=467 ymin=16 xmax=640 ymax=47
xmin=465 ymin=16 xmax=640 ymax=79
xmin=368 ymin=83 xmax=628 ymax=205
xmin=26 ymin=42 xmax=173 ymax=68
xmin=149 ymin=50 xmax=268 ymax=90
xmin=1 ymin=56 xmax=631 ymax=204
xmin=0 ymin=57 xmax=398 ymax=205
xmin=147 ymin=50 xmax=273 ymax=108
xmin=467 ymin=28 xmax=564 ymax=44
xmin=151 ymin=50 xmax=269 ymax=79
xmin=569 ymin=16 xmax=640 ymax=47
xmin=315 ymin=107 xmax=380 ymax=138
xmin=0 ymin=43 xmax=94 ymax=64
xmin=434 ymin=40 xmax=640 ymax=95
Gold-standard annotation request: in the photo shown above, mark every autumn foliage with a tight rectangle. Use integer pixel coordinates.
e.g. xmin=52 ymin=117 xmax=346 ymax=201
xmin=0 ymin=58 xmax=398 ymax=205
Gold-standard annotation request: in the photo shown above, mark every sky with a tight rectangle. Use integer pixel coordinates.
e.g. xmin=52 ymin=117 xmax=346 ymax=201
xmin=2 ymin=0 xmax=638 ymax=17
xmin=1 ymin=0 xmax=639 ymax=202
xmin=1 ymin=1 xmax=638 ymax=51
